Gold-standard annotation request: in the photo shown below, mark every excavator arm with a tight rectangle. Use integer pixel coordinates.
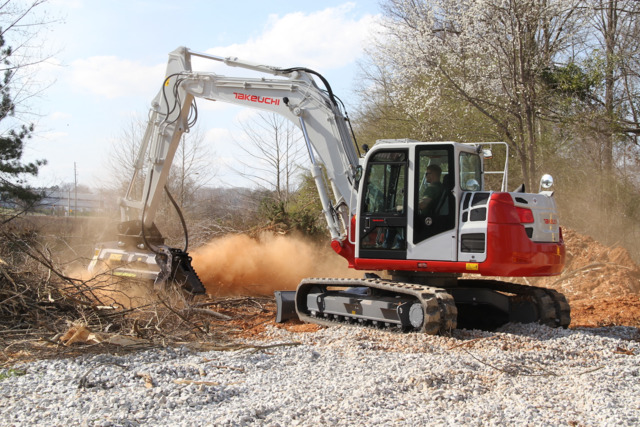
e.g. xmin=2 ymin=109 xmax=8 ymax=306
xmin=123 ymin=47 xmax=360 ymax=240
xmin=92 ymin=47 xmax=362 ymax=292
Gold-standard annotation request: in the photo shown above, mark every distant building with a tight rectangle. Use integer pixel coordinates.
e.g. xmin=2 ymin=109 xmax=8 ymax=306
xmin=37 ymin=191 xmax=106 ymax=215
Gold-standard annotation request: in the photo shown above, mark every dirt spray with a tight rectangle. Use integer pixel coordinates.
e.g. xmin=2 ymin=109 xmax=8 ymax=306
xmin=190 ymin=232 xmax=360 ymax=296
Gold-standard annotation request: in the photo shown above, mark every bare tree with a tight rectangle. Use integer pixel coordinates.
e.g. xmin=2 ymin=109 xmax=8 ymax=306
xmin=231 ymin=112 xmax=305 ymax=204
xmin=102 ymin=117 xmax=145 ymax=194
xmin=102 ymin=114 xmax=214 ymax=212
xmin=166 ymin=126 xmax=215 ymax=209
xmin=584 ymin=0 xmax=640 ymax=171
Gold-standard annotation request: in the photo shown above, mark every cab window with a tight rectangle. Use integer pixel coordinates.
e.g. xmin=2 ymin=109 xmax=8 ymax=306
xmin=459 ymin=152 xmax=482 ymax=191
xmin=362 ymin=152 xmax=406 ymax=214
xmin=360 ymin=150 xmax=407 ymax=254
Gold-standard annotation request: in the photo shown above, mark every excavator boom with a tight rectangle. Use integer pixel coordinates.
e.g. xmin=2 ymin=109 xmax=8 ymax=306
xmin=90 ymin=47 xmax=361 ymax=293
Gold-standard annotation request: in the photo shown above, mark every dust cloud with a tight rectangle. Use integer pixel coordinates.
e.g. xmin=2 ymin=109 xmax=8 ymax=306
xmin=190 ymin=233 xmax=360 ymax=297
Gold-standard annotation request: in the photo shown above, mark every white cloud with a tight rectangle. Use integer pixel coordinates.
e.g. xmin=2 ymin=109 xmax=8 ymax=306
xmin=204 ymin=3 xmax=380 ymax=70
xmin=38 ymin=130 xmax=69 ymax=141
xmin=233 ymin=108 xmax=261 ymax=124
xmin=66 ymin=4 xmax=380 ymax=100
xmin=69 ymin=56 xmax=165 ymax=99
xmin=205 ymin=127 xmax=233 ymax=145
xmin=49 ymin=111 xmax=72 ymax=121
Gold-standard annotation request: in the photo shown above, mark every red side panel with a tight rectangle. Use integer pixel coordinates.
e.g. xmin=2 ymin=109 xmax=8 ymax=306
xmin=481 ymin=193 xmax=565 ymax=276
xmin=479 ymin=223 xmax=565 ymax=276
xmin=333 ymin=198 xmax=565 ymax=278
xmin=352 ymin=226 xmax=564 ymax=277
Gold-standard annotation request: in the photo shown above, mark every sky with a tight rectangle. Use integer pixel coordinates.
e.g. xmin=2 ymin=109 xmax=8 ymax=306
xmin=19 ymin=0 xmax=383 ymax=190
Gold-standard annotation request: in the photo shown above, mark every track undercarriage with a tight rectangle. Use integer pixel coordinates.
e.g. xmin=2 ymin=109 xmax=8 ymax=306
xmin=280 ymin=274 xmax=570 ymax=334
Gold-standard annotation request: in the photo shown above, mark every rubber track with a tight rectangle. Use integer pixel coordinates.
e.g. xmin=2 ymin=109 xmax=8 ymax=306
xmin=458 ymin=279 xmax=571 ymax=328
xmin=295 ymin=277 xmax=457 ymax=335
xmin=542 ymin=288 xmax=571 ymax=328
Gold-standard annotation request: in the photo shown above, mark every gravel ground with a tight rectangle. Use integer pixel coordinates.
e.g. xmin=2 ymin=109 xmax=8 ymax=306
xmin=1 ymin=323 xmax=639 ymax=426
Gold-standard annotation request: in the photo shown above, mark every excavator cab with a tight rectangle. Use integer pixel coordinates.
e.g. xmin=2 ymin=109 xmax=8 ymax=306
xmin=350 ymin=140 xmax=564 ymax=278
xmin=357 ymin=142 xmax=462 ymax=263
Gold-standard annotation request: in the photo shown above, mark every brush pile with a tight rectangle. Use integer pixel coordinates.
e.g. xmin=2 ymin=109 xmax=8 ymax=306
xmin=0 ymin=226 xmax=240 ymax=366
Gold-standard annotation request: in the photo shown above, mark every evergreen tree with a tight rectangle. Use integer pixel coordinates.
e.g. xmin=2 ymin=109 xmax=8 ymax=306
xmin=0 ymin=28 xmax=46 ymax=204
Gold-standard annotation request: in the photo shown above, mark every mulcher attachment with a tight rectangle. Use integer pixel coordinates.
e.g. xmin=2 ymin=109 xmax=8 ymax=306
xmin=154 ymin=247 xmax=205 ymax=295
xmin=89 ymin=218 xmax=206 ymax=296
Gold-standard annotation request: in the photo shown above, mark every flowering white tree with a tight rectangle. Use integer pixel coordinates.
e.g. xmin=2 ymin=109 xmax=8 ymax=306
xmin=585 ymin=0 xmax=640 ymax=172
xmin=372 ymin=0 xmax=586 ymax=190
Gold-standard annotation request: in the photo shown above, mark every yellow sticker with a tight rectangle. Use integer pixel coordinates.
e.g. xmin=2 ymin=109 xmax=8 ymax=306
xmin=113 ymin=272 xmax=136 ymax=278
xmin=465 ymin=263 xmax=479 ymax=271
xmin=164 ymin=77 xmax=171 ymax=86
xmin=109 ymin=253 xmax=123 ymax=262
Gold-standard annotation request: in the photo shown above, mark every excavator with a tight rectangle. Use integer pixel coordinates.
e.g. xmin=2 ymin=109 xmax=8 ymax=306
xmin=89 ymin=46 xmax=570 ymax=334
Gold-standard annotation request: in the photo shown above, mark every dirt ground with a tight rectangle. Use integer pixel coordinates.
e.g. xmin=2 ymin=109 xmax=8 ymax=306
xmin=531 ymin=228 xmax=640 ymax=328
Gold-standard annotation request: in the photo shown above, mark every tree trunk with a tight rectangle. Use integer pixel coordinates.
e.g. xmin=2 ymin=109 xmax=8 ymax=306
xmin=603 ymin=0 xmax=617 ymax=172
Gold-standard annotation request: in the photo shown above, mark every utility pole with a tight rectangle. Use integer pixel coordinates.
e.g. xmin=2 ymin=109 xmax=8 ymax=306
xmin=74 ymin=162 xmax=78 ymax=217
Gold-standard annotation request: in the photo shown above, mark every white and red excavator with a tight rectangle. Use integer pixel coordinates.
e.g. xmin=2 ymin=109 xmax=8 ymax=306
xmin=89 ymin=47 xmax=570 ymax=333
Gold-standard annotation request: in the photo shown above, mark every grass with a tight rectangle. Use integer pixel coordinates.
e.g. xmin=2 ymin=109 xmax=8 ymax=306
xmin=0 ymin=368 xmax=27 ymax=380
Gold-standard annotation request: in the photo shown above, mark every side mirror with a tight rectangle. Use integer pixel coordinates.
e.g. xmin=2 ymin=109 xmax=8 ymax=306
xmin=465 ymin=179 xmax=480 ymax=191
xmin=539 ymin=174 xmax=554 ymax=192
xmin=354 ymin=165 xmax=363 ymax=187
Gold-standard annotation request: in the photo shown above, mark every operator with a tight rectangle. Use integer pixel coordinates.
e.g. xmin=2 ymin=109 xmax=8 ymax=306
xmin=419 ymin=164 xmax=443 ymax=215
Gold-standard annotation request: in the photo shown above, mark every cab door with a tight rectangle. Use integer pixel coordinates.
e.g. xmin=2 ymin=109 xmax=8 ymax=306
xmin=358 ymin=150 xmax=407 ymax=260
xmin=410 ymin=145 xmax=458 ymax=261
